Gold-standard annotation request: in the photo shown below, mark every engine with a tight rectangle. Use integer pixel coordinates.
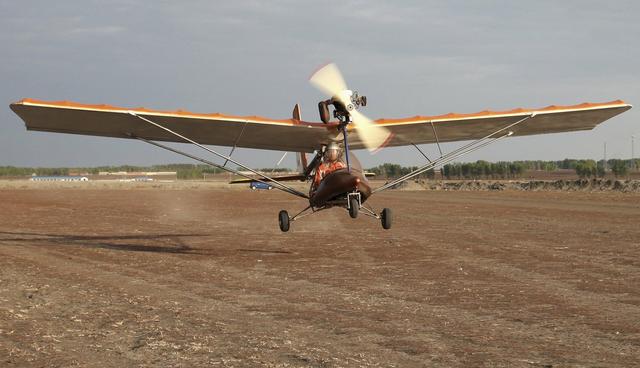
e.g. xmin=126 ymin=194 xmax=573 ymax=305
xmin=317 ymin=90 xmax=367 ymax=124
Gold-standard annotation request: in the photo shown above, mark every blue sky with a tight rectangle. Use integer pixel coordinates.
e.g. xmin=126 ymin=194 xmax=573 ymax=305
xmin=1 ymin=1 xmax=638 ymax=168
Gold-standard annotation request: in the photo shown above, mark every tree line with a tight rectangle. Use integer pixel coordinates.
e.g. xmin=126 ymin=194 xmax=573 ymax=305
xmin=1 ymin=159 xmax=637 ymax=179
xmin=0 ymin=164 xmax=226 ymax=180
xmin=368 ymin=161 xmax=527 ymax=180
xmin=368 ymin=159 xmax=638 ymax=179
xmin=368 ymin=163 xmax=435 ymax=179
xmin=573 ymin=159 xmax=631 ymax=178
xmin=442 ymin=161 xmax=526 ymax=179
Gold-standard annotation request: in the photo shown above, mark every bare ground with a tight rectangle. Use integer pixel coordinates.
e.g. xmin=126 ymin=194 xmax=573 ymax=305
xmin=0 ymin=186 xmax=639 ymax=367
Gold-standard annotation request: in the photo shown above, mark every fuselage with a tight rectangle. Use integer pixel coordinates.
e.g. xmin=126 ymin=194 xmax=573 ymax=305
xmin=309 ymin=169 xmax=371 ymax=207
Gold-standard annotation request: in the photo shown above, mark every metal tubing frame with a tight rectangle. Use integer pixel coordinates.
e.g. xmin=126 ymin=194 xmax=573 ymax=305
xmin=290 ymin=204 xmax=341 ymax=221
xmin=289 ymin=205 xmax=314 ymax=221
xmin=271 ymin=152 xmax=288 ymax=174
xmin=346 ymin=191 xmax=361 ymax=210
xmin=128 ymin=112 xmax=309 ymax=199
xmin=373 ymin=114 xmax=534 ymax=193
xmin=291 ymin=194 xmax=380 ymax=223
xmin=342 ymin=126 xmax=352 ymax=172
xmin=133 ymin=136 xmax=308 ymax=199
xmin=430 ymin=121 xmax=444 ymax=157
xmin=223 ymin=121 xmax=248 ymax=167
xmin=359 ymin=204 xmax=381 ymax=219
xmin=374 ymin=131 xmax=513 ymax=193
xmin=411 ymin=143 xmax=432 ymax=163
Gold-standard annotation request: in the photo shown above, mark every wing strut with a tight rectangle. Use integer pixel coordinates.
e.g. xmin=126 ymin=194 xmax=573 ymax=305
xmin=223 ymin=121 xmax=248 ymax=167
xmin=342 ymin=126 xmax=352 ymax=172
xmin=411 ymin=143 xmax=432 ymax=163
xmin=430 ymin=121 xmax=444 ymax=156
xmin=271 ymin=152 xmax=288 ymax=174
xmin=128 ymin=112 xmax=309 ymax=199
xmin=373 ymin=114 xmax=534 ymax=194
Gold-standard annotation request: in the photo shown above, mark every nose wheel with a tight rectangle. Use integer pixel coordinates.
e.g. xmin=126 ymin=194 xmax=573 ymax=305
xmin=348 ymin=196 xmax=359 ymax=218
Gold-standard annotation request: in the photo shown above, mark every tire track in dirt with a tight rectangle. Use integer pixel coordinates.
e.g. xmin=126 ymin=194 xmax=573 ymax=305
xmin=0 ymin=243 xmax=433 ymax=367
xmin=2 ymin=188 xmax=639 ymax=367
xmin=5 ymin=237 xmax=639 ymax=367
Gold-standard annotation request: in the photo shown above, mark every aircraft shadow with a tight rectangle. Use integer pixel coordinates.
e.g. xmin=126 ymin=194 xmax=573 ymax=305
xmin=0 ymin=231 xmax=207 ymax=255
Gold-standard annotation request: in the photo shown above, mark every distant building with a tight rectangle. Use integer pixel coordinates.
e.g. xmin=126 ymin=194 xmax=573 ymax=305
xmin=117 ymin=177 xmax=154 ymax=182
xmin=98 ymin=171 xmax=176 ymax=176
xmin=30 ymin=176 xmax=89 ymax=182
xmin=97 ymin=171 xmax=176 ymax=181
xmin=133 ymin=176 xmax=154 ymax=182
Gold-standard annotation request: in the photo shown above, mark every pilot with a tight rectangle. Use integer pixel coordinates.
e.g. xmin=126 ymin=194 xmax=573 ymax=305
xmin=311 ymin=142 xmax=346 ymax=193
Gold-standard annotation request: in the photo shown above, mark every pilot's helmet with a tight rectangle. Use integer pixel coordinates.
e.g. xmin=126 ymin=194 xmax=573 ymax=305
xmin=325 ymin=142 xmax=341 ymax=161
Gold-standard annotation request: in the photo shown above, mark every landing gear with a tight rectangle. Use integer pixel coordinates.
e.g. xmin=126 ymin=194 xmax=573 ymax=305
xmin=278 ymin=210 xmax=290 ymax=232
xmin=347 ymin=192 xmax=361 ymax=219
xmin=380 ymin=208 xmax=392 ymax=229
xmin=348 ymin=196 xmax=359 ymax=218
xmin=277 ymin=204 xmax=392 ymax=231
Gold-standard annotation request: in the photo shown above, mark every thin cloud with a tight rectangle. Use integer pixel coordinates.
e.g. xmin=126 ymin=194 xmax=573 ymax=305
xmin=334 ymin=1 xmax=421 ymax=24
xmin=67 ymin=25 xmax=126 ymax=36
xmin=0 ymin=0 xmax=637 ymax=167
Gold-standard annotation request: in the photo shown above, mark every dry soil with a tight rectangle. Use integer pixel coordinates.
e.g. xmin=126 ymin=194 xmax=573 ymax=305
xmin=1 ymin=185 xmax=639 ymax=367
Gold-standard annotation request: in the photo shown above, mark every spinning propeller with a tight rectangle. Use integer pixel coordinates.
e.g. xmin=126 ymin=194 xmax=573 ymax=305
xmin=309 ymin=63 xmax=393 ymax=152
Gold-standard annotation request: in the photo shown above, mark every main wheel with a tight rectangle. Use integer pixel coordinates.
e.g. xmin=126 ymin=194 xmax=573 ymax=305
xmin=278 ymin=210 xmax=290 ymax=232
xmin=348 ymin=197 xmax=359 ymax=218
xmin=381 ymin=208 xmax=392 ymax=229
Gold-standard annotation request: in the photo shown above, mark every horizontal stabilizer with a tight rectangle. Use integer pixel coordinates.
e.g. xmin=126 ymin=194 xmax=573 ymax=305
xmin=229 ymin=174 xmax=307 ymax=184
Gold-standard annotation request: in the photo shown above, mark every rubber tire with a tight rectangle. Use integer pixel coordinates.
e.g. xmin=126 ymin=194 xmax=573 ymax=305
xmin=278 ymin=210 xmax=290 ymax=232
xmin=349 ymin=197 xmax=359 ymax=219
xmin=381 ymin=208 xmax=392 ymax=229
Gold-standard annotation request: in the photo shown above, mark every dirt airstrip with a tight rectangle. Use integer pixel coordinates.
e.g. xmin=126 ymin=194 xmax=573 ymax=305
xmin=0 ymin=182 xmax=639 ymax=367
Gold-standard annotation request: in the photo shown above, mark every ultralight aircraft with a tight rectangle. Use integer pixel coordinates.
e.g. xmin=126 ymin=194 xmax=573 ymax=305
xmin=10 ymin=63 xmax=632 ymax=231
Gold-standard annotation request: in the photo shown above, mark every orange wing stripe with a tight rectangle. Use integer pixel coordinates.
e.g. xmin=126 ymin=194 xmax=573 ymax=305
xmin=15 ymin=98 xmax=628 ymax=126
xmin=16 ymin=98 xmax=297 ymax=125
xmin=375 ymin=100 xmax=628 ymax=124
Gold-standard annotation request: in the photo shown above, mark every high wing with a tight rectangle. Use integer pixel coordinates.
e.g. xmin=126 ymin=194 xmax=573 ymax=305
xmin=346 ymin=100 xmax=632 ymax=150
xmin=10 ymin=99 xmax=332 ymax=153
xmin=10 ymin=99 xmax=631 ymax=153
